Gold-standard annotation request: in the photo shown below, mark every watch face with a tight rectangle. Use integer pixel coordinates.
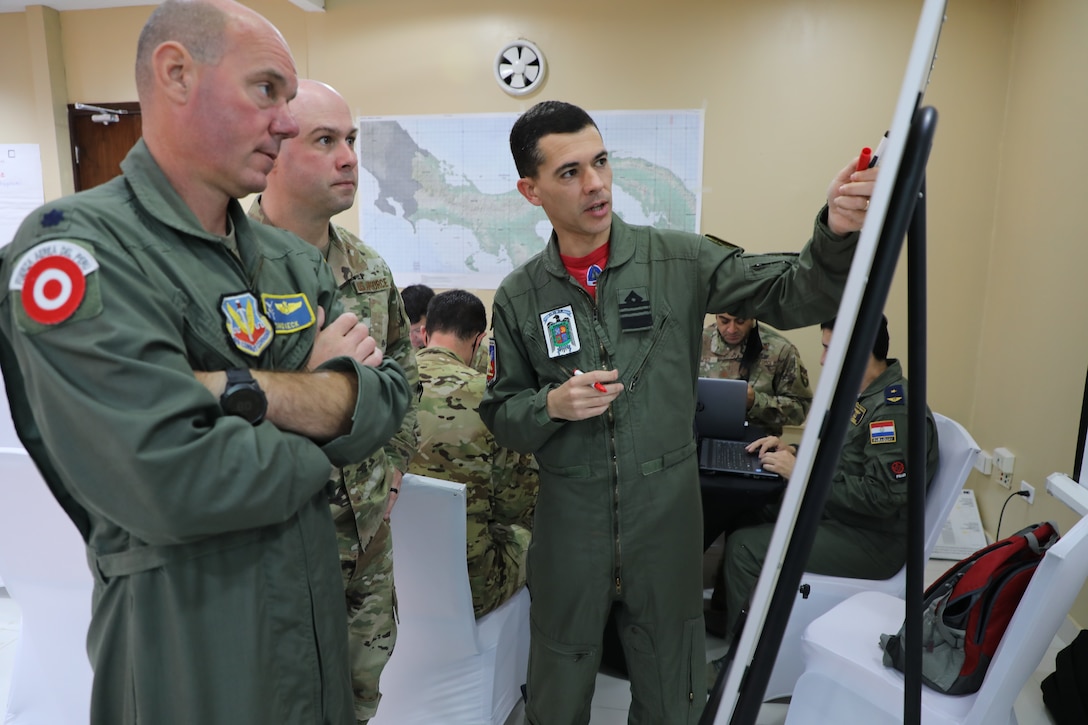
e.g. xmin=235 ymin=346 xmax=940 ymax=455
xmin=226 ymin=388 xmax=266 ymax=424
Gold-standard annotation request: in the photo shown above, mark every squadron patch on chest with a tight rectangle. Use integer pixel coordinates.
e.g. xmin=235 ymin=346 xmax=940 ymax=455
xmin=261 ymin=293 xmax=315 ymax=334
xmin=221 ymin=292 xmax=273 ymax=357
xmin=9 ymin=240 xmax=101 ymax=329
xmin=540 ymin=305 xmax=580 ymax=358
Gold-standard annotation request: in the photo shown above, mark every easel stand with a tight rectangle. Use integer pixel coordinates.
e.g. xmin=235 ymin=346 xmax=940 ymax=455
xmin=705 ymin=105 xmax=938 ymax=725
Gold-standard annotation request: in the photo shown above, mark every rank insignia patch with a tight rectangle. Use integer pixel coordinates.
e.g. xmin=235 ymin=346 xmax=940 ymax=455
xmin=884 ymin=384 xmax=905 ymax=405
xmin=9 ymin=240 xmax=101 ymax=328
xmin=617 ymin=288 xmax=652 ymax=331
xmin=869 ymin=420 xmax=897 ymax=444
xmin=222 ymin=292 xmax=273 ymax=357
xmin=540 ymin=305 xmax=580 ymax=358
xmin=262 ymin=293 xmax=315 ymax=334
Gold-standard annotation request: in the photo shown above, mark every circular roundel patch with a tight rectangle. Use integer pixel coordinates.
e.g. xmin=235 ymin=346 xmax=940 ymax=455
xmin=10 ymin=241 xmax=99 ymax=326
xmin=21 ymin=255 xmax=87 ymax=324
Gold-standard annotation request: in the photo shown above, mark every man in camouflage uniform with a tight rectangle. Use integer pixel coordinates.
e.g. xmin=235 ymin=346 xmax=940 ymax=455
xmin=407 ymin=290 xmax=538 ymax=617
xmin=248 ymin=79 xmax=419 ymax=724
xmin=698 ymin=312 xmax=812 ymax=436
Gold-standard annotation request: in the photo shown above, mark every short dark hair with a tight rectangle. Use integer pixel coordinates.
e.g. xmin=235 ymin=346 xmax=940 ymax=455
xmin=821 ymin=315 xmax=890 ymax=361
xmin=425 ymin=290 xmax=486 ymax=341
xmin=400 ymin=284 xmax=435 ymax=324
xmin=509 ymin=100 xmax=599 ymax=179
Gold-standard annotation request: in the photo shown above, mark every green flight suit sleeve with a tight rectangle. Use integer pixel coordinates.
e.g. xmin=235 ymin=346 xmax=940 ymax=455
xmin=704 ymin=207 xmax=859 ymax=331
xmin=824 ymin=401 xmax=911 ymax=524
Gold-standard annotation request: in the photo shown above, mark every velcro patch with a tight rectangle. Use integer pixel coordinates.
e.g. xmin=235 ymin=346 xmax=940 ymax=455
xmin=889 ymin=460 xmax=907 ymax=479
xmin=870 ymin=420 xmax=897 ymax=444
xmin=486 ymin=337 xmax=497 ymax=385
xmin=262 ymin=293 xmax=315 ymax=334
xmin=221 ymin=292 xmax=273 ymax=357
xmin=9 ymin=240 xmax=102 ymax=331
xmin=884 ymin=383 xmax=905 ymax=405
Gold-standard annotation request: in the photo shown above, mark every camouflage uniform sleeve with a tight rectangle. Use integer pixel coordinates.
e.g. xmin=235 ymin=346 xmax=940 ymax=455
xmin=383 ymin=285 xmax=419 ymax=472
xmin=748 ymin=340 xmax=812 ymax=429
xmin=490 ymin=444 xmax=539 ymax=531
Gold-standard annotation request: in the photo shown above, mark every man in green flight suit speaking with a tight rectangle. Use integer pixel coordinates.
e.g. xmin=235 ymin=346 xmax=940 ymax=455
xmin=479 ymin=100 xmax=877 ymax=723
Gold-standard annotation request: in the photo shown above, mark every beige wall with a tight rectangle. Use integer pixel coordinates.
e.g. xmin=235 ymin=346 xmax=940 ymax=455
xmin=2 ymin=0 xmax=1087 ymax=621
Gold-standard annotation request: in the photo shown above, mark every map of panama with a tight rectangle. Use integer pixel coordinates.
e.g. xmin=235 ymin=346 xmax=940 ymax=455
xmin=357 ymin=111 xmax=704 ymax=288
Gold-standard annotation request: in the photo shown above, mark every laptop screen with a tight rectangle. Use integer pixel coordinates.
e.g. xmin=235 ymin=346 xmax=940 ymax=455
xmin=694 ymin=377 xmax=749 ymax=441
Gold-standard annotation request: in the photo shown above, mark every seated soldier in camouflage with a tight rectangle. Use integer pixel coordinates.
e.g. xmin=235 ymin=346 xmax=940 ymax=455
xmin=408 ymin=290 xmax=539 ymax=617
xmin=698 ymin=312 xmax=812 ymax=436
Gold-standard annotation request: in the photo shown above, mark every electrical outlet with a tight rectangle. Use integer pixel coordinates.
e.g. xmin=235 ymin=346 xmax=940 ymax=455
xmin=1019 ymin=480 xmax=1035 ymax=504
xmin=996 ymin=471 xmax=1013 ymax=488
xmin=993 ymin=446 xmax=1016 ymax=474
xmin=975 ymin=450 xmax=993 ymax=475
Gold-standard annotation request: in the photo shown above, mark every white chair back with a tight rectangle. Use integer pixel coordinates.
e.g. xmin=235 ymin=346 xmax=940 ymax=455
xmin=370 ymin=473 xmax=529 ymax=725
xmin=763 ymin=411 xmax=980 ymax=700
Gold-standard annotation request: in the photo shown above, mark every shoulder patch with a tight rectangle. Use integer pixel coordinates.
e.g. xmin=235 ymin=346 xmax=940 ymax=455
xmin=888 ymin=460 xmax=907 ymax=479
xmin=851 ymin=401 xmax=867 ymax=426
xmin=884 ymin=383 xmax=905 ymax=405
xmin=869 ymin=419 xmax=897 ymax=444
xmin=485 ymin=337 xmax=497 ymax=385
xmin=9 ymin=240 xmax=101 ymax=330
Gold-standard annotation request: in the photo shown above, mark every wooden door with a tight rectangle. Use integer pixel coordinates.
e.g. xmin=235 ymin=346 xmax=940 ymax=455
xmin=68 ymin=102 xmax=142 ymax=192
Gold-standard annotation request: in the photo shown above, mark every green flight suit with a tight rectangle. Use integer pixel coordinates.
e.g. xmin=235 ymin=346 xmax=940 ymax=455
xmin=723 ymin=359 xmax=940 ymax=632
xmin=479 ymin=211 xmax=857 ymax=724
xmin=0 ymin=140 xmax=411 ymax=725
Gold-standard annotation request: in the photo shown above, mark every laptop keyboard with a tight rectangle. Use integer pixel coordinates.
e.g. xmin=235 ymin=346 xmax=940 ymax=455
xmin=702 ymin=439 xmax=758 ymax=472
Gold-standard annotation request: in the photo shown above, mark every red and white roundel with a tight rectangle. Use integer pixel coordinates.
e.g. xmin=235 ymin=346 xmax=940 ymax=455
xmin=9 ymin=241 xmax=99 ymax=325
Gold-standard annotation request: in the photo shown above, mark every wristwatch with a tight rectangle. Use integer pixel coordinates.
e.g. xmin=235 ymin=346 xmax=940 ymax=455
xmin=220 ymin=368 xmax=267 ymax=425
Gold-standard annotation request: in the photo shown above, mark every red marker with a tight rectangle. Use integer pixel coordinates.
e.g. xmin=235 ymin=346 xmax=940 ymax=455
xmin=856 ymin=147 xmax=872 ymax=172
xmin=574 ymin=368 xmax=609 ymax=393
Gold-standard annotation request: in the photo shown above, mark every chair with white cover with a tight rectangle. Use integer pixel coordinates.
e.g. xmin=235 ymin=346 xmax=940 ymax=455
xmin=762 ymin=412 xmax=979 ymax=700
xmin=783 ymin=510 xmax=1088 ymax=725
xmin=0 ymin=446 xmax=94 ymax=725
xmin=369 ymin=473 xmax=530 ymax=725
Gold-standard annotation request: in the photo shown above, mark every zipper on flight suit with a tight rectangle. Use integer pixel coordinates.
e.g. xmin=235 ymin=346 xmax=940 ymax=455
xmin=566 ymin=269 xmax=624 ymax=596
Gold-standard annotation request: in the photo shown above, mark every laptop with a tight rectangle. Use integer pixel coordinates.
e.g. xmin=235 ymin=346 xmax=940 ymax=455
xmin=695 ymin=377 xmax=781 ymax=480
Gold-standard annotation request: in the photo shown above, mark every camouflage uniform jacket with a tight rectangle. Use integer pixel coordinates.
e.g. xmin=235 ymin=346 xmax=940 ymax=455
xmin=408 ymin=345 xmax=538 ymax=617
xmin=249 ymin=202 xmax=419 ymax=559
xmin=697 ymin=322 xmax=812 ymax=434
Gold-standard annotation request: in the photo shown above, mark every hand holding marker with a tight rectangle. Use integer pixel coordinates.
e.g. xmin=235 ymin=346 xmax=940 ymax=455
xmin=574 ymin=368 xmax=609 ymax=393
xmin=856 ymin=131 xmax=890 ymax=171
